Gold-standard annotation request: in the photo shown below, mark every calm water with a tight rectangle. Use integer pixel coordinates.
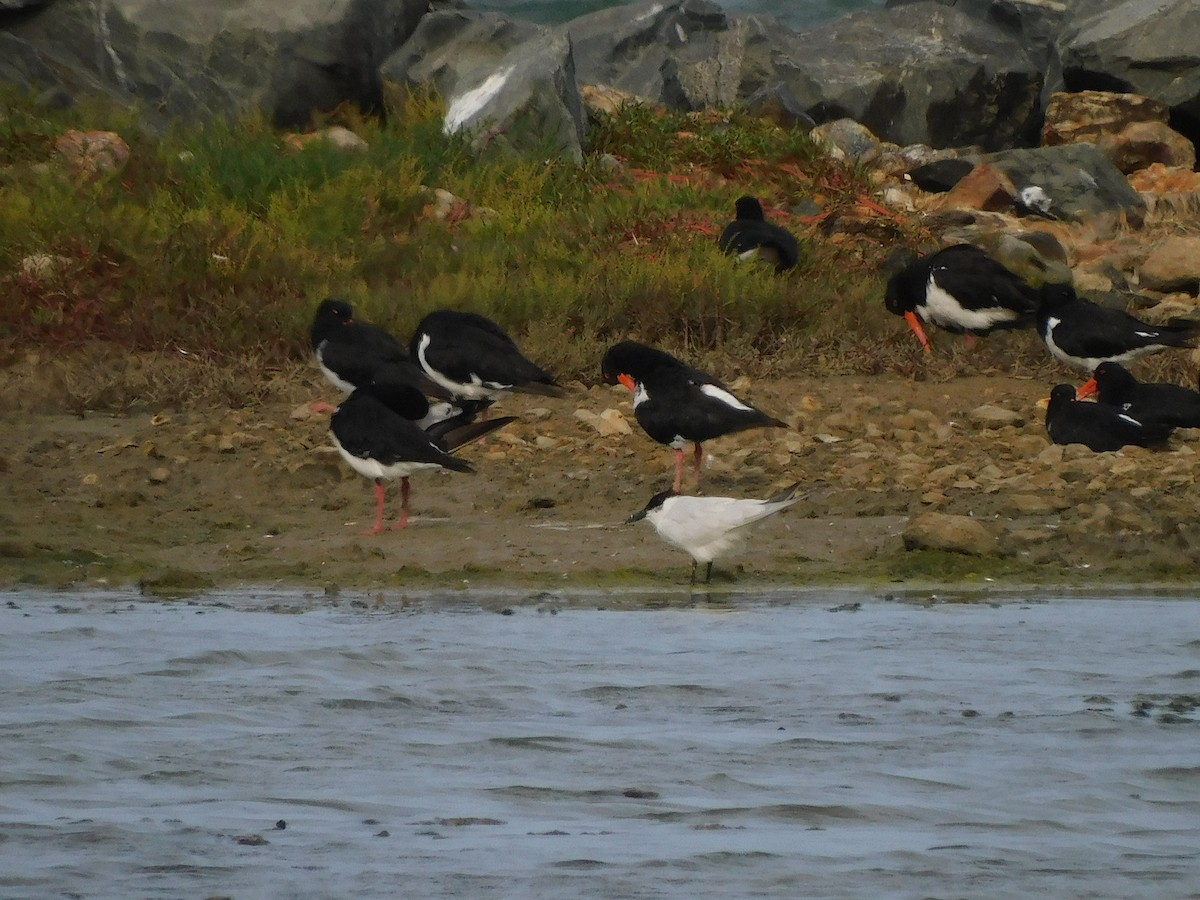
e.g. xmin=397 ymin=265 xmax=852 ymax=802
xmin=471 ymin=0 xmax=885 ymax=31
xmin=1 ymin=589 xmax=1199 ymax=898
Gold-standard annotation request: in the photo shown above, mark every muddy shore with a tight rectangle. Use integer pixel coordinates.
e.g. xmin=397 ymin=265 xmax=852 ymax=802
xmin=3 ymin=350 xmax=1200 ymax=597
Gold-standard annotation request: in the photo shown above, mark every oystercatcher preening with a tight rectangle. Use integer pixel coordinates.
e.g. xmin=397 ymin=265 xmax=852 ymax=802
xmin=330 ymin=377 xmax=514 ymax=533
xmin=309 ymin=298 xmax=446 ymax=406
xmin=1038 ymin=283 xmax=1200 ymax=395
xmin=410 ymin=309 xmax=563 ymax=402
xmin=1044 ymin=383 xmax=1173 ymax=452
xmin=627 ymin=483 xmax=801 ymax=584
xmin=1090 ymin=361 xmax=1200 ymax=428
xmin=883 ymin=244 xmax=1039 ymax=353
xmin=718 ymin=196 xmax=800 ymax=274
xmin=601 ymin=340 xmax=788 ymax=492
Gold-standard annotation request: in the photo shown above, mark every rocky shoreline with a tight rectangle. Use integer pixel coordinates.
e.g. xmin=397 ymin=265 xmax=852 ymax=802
xmin=4 ymin=356 xmax=1200 ymax=596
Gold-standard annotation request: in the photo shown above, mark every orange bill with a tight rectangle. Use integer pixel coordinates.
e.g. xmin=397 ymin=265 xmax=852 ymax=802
xmin=1075 ymin=378 xmax=1098 ymax=400
xmin=617 ymin=373 xmax=637 ymax=392
xmin=903 ymin=311 xmax=932 ymax=354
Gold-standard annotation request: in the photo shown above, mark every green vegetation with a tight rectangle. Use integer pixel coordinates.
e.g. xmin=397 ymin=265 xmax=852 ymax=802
xmin=0 ymin=87 xmax=924 ymax=382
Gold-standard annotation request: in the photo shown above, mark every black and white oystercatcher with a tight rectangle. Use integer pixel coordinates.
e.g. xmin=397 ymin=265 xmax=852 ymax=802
xmin=601 ymin=340 xmax=788 ymax=492
xmin=883 ymin=244 xmax=1040 ymax=353
xmin=410 ymin=309 xmax=563 ymax=402
xmin=310 ymin=298 xmax=445 ymax=403
xmin=718 ymin=196 xmax=800 ymax=274
xmin=1044 ymin=383 xmax=1173 ymax=453
xmin=1089 ymin=361 xmax=1200 ymax=428
xmin=1038 ymin=283 xmax=1200 ymax=393
xmin=330 ymin=377 xmax=514 ymax=533
xmin=627 ymin=483 xmax=801 ymax=584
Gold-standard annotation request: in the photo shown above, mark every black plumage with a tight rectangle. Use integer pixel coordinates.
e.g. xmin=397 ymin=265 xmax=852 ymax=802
xmin=883 ymin=244 xmax=1039 ymax=352
xmin=1038 ymin=283 xmax=1200 ymax=374
xmin=718 ymin=196 xmax=800 ymax=273
xmin=1091 ymin=361 xmax=1200 ymax=429
xmin=330 ymin=377 xmax=514 ymax=533
xmin=1045 ymin=383 xmax=1173 ymax=452
xmin=410 ymin=309 xmax=562 ymax=401
xmin=310 ymin=298 xmax=446 ymax=398
xmin=601 ymin=340 xmax=787 ymax=492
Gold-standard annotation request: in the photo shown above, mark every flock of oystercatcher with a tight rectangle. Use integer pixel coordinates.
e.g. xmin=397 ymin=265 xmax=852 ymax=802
xmin=308 ymin=196 xmax=1200 ymax=582
xmin=884 ymin=241 xmax=1200 ymax=452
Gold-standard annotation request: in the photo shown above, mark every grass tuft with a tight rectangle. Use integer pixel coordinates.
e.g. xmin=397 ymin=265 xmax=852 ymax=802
xmin=0 ymin=84 xmax=949 ymax=405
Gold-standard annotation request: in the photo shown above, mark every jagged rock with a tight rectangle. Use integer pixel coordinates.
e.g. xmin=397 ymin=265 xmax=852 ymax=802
xmin=973 ymin=143 xmax=1146 ymax=226
xmin=566 ymin=0 xmax=770 ymax=111
xmin=382 ymin=9 xmax=586 ymax=160
xmin=968 ymin=404 xmax=1026 ymax=429
xmin=54 ymin=130 xmax=129 ymax=180
xmin=442 ymin=32 xmax=587 ymax=162
xmin=811 ymin=119 xmax=883 ymax=165
xmin=380 ymin=10 xmax=543 ymax=104
xmin=579 ymin=83 xmax=661 ymax=121
xmin=992 ymin=232 xmax=1073 ymax=287
xmin=1139 ymin=237 xmax=1200 ymax=295
xmin=4 ymin=0 xmax=429 ymax=129
xmin=932 ymin=162 xmax=1016 ymax=213
xmin=1041 ymin=90 xmax=1171 ymax=146
xmin=774 ymin=2 xmax=1043 ymax=150
xmin=902 ymin=511 xmax=998 ymax=556
xmin=910 ymin=158 xmax=975 ymax=193
xmin=283 ymin=126 xmax=369 ymax=154
xmin=1097 ymin=121 xmax=1196 ymax=174
xmin=1130 ymin=164 xmax=1200 ymax=197
xmin=1048 ymin=0 xmax=1200 ymax=153
xmin=886 ymin=0 xmax=1075 ymax=68
xmin=743 ymin=81 xmax=817 ymax=129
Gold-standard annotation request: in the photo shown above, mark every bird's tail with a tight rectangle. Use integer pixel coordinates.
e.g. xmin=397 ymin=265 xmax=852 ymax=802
xmin=438 ymin=416 xmax=518 ymax=452
xmin=1161 ymin=317 xmax=1200 ymax=348
xmin=765 ymin=482 xmax=802 ymax=505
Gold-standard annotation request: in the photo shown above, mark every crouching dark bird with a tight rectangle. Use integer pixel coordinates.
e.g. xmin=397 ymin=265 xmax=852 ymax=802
xmin=1044 ymin=383 xmax=1173 ymax=452
xmin=601 ymin=340 xmax=788 ymax=492
xmin=1089 ymin=361 xmax=1200 ymax=428
xmin=883 ymin=244 xmax=1040 ymax=353
xmin=718 ymin=196 xmax=800 ymax=274
xmin=330 ymin=377 xmax=515 ymax=533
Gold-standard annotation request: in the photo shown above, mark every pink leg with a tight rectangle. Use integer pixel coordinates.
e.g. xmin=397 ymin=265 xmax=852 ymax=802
xmin=964 ymin=333 xmax=977 ymax=350
xmin=309 ymin=399 xmax=337 ymax=414
xmin=673 ymin=448 xmax=684 ymax=493
xmin=693 ymin=442 xmax=703 ymax=486
xmin=393 ymin=476 xmax=411 ymax=530
xmin=362 ymin=481 xmax=386 ymax=535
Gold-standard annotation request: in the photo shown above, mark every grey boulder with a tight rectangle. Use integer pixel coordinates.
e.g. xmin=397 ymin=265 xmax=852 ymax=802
xmin=2 ymin=0 xmax=428 ymax=128
xmin=1048 ymin=0 xmax=1200 ymax=151
xmin=774 ymin=2 xmax=1044 ymax=150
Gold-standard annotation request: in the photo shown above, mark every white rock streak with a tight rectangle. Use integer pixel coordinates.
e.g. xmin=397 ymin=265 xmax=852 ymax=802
xmin=444 ymin=66 xmax=515 ymax=134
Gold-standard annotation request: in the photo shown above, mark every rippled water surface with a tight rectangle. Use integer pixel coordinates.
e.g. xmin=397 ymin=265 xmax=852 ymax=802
xmin=2 ymin=589 xmax=1199 ymax=898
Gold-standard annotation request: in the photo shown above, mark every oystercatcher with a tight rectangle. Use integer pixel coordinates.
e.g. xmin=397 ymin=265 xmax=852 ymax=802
xmin=601 ymin=340 xmax=788 ymax=492
xmin=1039 ymin=283 xmax=1200 ymax=394
xmin=410 ymin=309 xmax=563 ymax=403
xmin=1090 ymin=361 xmax=1200 ymax=428
xmin=718 ymin=196 xmax=800 ymax=274
xmin=1044 ymin=383 xmax=1173 ymax=452
xmin=627 ymin=483 xmax=801 ymax=584
xmin=330 ymin=377 xmax=515 ymax=533
xmin=310 ymin=298 xmax=446 ymax=405
xmin=883 ymin=244 xmax=1040 ymax=353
